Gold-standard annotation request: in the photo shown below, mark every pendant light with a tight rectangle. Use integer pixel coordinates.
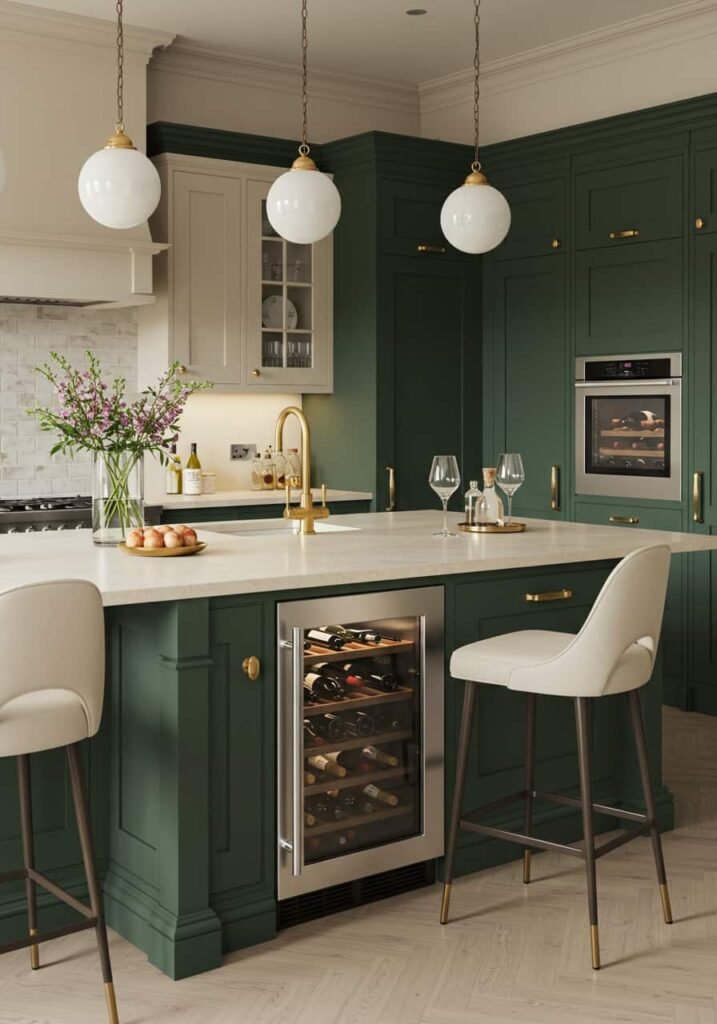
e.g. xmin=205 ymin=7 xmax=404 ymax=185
xmin=78 ymin=0 xmax=160 ymax=229
xmin=440 ymin=0 xmax=510 ymax=254
xmin=266 ymin=0 xmax=341 ymax=245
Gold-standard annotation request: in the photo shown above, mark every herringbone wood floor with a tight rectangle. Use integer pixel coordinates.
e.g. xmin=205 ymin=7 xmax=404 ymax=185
xmin=1 ymin=705 xmax=716 ymax=1024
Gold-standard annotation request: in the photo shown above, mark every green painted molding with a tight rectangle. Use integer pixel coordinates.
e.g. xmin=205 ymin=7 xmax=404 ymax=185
xmin=147 ymin=121 xmax=314 ymax=168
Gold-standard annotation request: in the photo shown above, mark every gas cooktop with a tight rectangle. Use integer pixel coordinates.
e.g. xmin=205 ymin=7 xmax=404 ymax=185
xmin=0 ymin=496 xmax=91 ymax=514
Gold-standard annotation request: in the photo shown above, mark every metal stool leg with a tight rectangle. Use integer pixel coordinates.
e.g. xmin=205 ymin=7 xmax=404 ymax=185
xmin=66 ymin=744 xmax=119 ymax=1024
xmin=17 ymin=755 xmax=40 ymax=970
xmin=440 ymin=681 xmax=477 ymax=924
xmin=575 ymin=697 xmax=600 ymax=970
xmin=627 ymin=689 xmax=673 ymax=924
xmin=523 ymin=694 xmax=537 ymax=884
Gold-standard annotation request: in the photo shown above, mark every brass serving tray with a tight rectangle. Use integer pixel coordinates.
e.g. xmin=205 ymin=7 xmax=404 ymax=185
xmin=458 ymin=521 xmax=526 ymax=534
xmin=119 ymin=542 xmax=207 ymax=557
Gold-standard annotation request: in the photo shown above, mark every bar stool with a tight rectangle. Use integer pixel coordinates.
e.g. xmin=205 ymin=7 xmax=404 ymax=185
xmin=0 ymin=580 xmax=119 ymax=1023
xmin=441 ymin=545 xmax=673 ymax=970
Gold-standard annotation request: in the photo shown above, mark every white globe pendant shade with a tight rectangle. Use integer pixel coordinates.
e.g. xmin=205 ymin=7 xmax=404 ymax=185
xmin=78 ymin=144 xmax=161 ymax=230
xmin=0 ymin=148 xmax=6 ymax=194
xmin=266 ymin=162 xmax=341 ymax=245
xmin=441 ymin=179 xmax=511 ymax=255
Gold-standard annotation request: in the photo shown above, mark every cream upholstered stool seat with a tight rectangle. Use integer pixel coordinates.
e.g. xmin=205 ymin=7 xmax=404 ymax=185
xmin=441 ymin=545 xmax=673 ymax=970
xmin=0 ymin=580 xmax=119 ymax=1023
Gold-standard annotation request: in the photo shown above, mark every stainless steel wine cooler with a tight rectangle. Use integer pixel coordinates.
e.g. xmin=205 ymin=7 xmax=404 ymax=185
xmin=277 ymin=587 xmax=444 ymax=899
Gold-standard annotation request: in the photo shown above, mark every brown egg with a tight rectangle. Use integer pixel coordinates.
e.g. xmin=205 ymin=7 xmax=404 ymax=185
xmin=164 ymin=530 xmax=184 ymax=548
xmin=126 ymin=532 xmax=144 ymax=548
xmin=144 ymin=529 xmax=164 ymax=548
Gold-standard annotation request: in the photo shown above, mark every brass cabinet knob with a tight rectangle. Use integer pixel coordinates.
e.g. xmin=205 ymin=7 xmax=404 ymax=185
xmin=177 ymin=365 xmax=187 ymax=374
xmin=252 ymin=368 xmax=261 ymax=377
xmin=550 ymin=238 xmax=561 ymax=249
xmin=242 ymin=655 xmax=261 ymax=682
xmin=695 ymin=217 xmax=706 ymax=230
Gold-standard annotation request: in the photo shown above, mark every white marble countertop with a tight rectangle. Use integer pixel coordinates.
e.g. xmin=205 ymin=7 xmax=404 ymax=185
xmin=1 ymin=510 xmax=716 ymax=607
xmin=148 ymin=488 xmax=373 ymax=510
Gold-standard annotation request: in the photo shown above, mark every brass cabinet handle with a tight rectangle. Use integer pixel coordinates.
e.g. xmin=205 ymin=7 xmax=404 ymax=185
xmin=609 ymin=515 xmax=640 ymax=525
xmin=550 ymin=464 xmax=560 ymax=511
xmin=550 ymin=238 xmax=561 ymax=250
xmin=525 ymin=588 xmax=573 ymax=603
xmin=416 ymin=244 xmax=447 ymax=254
xmin=695 ymin=217 xmax=706 ymax=230
xmin=608 ymin=229 xmax=640 ymax=239
xmin=242 ymin=655 xmax=261 ymax=682
xmin=386 ymin=466 xmax=396 ymax=511
xmin=694 ymin=471 xmax=705 ymax=523
xmin=252 ymin=368 xmax=261 ymax=378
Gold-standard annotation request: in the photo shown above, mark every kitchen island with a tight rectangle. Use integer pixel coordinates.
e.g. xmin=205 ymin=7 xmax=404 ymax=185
xmin=1 ymin=511 xmax=715 ymax=980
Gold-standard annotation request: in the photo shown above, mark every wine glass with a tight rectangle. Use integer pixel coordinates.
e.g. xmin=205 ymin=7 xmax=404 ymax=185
xmin=496 ymin=453 xmax=525 ymax=525
xmin=429 ymin=455 xmax=461 ymax=537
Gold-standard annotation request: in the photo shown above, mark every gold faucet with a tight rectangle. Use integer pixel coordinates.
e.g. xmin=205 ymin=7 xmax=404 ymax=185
xmin=274 ymin=406 xmax=329 ymax=535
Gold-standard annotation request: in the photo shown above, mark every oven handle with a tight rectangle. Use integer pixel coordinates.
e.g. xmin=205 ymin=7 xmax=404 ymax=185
xmin=574 ymin=379 xmax=681 ymax=388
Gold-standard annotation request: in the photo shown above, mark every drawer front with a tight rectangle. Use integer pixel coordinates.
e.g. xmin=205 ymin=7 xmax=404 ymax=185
xmin=493 ymin=177 xmax=567 ymax=261
xmin=380 ymin=179 xmax=465 ymax=260
xmin=572 ymin=501 xmax=683 ymax=532
xmin=575 ymin=154 xmax=683 ymax=249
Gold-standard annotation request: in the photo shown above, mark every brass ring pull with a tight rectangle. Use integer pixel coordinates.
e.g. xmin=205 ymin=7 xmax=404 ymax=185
xmin=386 ymin=466 xmax=396 ymax=512
xmin=550 ymin=238 xmax=561 ymax=250
xmin=524 ymin=589 xmax=573 ymax=603
xmin=242 ymin=656 xmax=261 ymax=682
xmin=550 ymin=464 xmax=560 ymax=511
xmin=694 ymin=471 xmax=704 ymax=523
xmin=608 ymin=229 xmax=640 ymax=239
xmin=416 ymin=244 xmax=447 ymax=254
xmin=695 ymin=217 xmax=706 ymax=230
xmin=609 ymin=515 xmax=640 ymax=524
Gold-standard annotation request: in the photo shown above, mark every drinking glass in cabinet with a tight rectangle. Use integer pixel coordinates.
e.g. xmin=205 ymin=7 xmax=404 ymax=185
xmin=287 ymin=335 xmax=312 ymax=369
xmin=429 ymin=455 xmax=461 ymax=538
xmin=262 ymin=333 xmax=284 ymax=368
xmin=496 ymin=453 xmax=525 ymax=524
xmin=262 ymin=239 xmax=281 ymax=281
xmin=287 ymin=242 xmax=312 ymax=284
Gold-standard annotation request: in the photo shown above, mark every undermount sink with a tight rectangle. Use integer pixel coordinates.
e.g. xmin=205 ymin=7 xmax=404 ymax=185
xmin=219 ymin=520 xmax=360 ymax=537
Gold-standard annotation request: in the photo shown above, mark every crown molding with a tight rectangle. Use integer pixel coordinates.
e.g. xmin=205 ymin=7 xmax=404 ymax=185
xmin=419 ymin=0 xmax=717 ymax=114
xmin=0 ymin=1 xmax=174 ymax=58
xmin=149 ymin=42 xmax=419 ymax=118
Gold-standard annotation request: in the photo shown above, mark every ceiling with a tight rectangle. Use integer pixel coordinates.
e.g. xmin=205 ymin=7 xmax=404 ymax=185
xmin=14 ymin=0 xmax=694 ymax=85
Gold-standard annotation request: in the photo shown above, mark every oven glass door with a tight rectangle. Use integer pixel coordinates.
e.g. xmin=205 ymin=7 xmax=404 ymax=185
xmin=585 ymin=393 xmax=670 ymax=478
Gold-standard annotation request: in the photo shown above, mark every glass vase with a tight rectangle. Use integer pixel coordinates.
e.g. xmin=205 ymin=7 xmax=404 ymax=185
xmin=92 ymin=451 xmax=144 ymax=546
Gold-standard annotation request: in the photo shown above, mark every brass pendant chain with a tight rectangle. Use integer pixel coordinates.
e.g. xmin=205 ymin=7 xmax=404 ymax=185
xmin=116 ymin=0 xmax=125 ymax=132
xmin=472 ymin=0 xmax=481 ymax=173
xmin=299 ymin=0 xmax=310 ymax=157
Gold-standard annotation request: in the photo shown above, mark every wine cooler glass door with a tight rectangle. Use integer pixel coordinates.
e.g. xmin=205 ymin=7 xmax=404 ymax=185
xmin=278 ymin=587 xmax=444 ymax=900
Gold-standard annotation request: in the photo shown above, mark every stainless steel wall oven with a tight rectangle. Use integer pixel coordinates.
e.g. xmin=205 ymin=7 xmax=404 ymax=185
xmin=575 ymin=353 xmax=682 ymax=501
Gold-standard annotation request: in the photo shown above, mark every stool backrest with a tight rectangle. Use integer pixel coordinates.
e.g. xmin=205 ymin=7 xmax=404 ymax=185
xmin=0 ymin=580 xmax=105 ymax=737
xmin=511 ymin=545 xmax=671 ymax=697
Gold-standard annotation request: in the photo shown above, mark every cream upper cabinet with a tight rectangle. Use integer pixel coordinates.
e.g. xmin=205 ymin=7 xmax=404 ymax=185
xmin=144 ymin=154 xmax=333 ymax=393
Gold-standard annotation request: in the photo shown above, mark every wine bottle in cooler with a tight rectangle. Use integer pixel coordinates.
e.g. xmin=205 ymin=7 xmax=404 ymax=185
xmin=362 ymin=784 xmax=399 ymax=807
xmin=331 ymin=788 xmax=375 ymax=815
xmin=362 ymin=665 xmax=401 ymax=693
xmin=341 ymin=709 xmax=375 ymax=738
xmin=306 ymin=751 xmax=351 ymax=778
xmin=313 ymin=713 xmax=349 ymax=742
xmin=305 ymin=628 xmax=346 ymax=651
xmin=361 ymin=745 xmax=399 ymax=768
xmin=303 ymin=719 xmax=324 ymax=747
xmin=305 ymin=794 xmax=344 ymax=822
xmin=314 ymin=662 xmax=363 ymax=689
xmin=304 ymin=670 xmax=345 ymax=702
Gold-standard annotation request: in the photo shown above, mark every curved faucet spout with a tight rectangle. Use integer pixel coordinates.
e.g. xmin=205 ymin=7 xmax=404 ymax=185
xmin=274 ymin=406 xmax=329 ymax=535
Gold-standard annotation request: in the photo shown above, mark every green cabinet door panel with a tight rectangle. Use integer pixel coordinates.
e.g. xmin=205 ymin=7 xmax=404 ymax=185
xmin=575 ymin=153 xmax=684 ymax=249
xmin=485 ymin=255 xmax=568 ymax=518
xmin=378 ymin=254 xmax=481 ymax=511
xmin=492 ymin=176 xmax=568 ymax=261
xmin=209 ymin=602 xmax=276 ymax=951
xmin=380 ymin=178 xmax=466 ymax=260
xmin=575 ymin=240 xmax=684 ymax=354
xmin=692 ymin=144 xmax=717 ymax=235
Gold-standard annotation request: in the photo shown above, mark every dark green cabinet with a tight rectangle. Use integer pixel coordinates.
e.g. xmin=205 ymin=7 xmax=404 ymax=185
xmin=380 ymin=178 xmax=464 ymax=259
xmin=483 ymin=254 xmax=568 ymax=518
xmin=692 ymin=140 xmax=717 ymax=235
xmin=575 ymin=240 xmax=684 ymax=354
xmin=208 ymin=601 xmax=275 ymax=950
xmin=574 ymin=150 xmax=684 ymax=249
xmin=492 ymin=173 xmax=568 ymax=261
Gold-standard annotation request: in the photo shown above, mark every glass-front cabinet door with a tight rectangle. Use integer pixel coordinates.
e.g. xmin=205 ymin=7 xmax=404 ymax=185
xmin=246 ymin=179 xmax=333 ymax=392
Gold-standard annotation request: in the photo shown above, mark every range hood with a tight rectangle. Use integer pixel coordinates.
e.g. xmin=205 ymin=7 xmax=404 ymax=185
xmin=0 ymin=1 xmax=174 ymax=308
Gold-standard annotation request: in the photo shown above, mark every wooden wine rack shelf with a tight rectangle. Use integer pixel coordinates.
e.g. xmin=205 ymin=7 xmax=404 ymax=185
xmin=600 ymin=429 xmax=664 ymax=438
xmin=598 ymin=448 xmax=664 ymax=458
xmin=303 ymin=638 xmax=415 ymax=666
xmin=303 ymin=686 xmax=414 ymax=717
xmin=306 ymin=728 xmax=413 ymax=757
xmin=304 ymin=765 xmax=409 ymax=797
xmin=306 ymin=803 xmax=414 ymax=838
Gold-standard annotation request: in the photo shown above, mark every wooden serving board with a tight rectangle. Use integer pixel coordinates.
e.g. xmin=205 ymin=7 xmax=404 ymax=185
xmin=119 ymin=542 xmax=207 ymax=557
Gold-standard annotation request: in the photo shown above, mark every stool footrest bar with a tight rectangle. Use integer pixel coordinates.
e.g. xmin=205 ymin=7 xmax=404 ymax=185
xmin=594 ymin=824 xmax=650 ymax=858
xmin=533 ymin=790 xmax=648 ymax=823
xmin=0 ymin=917 xmax=97 ymax=956
xmin=28 ymin=869 xmax=94 ymax=919
xmin=459 ymin=819 xmax=584 ymax=857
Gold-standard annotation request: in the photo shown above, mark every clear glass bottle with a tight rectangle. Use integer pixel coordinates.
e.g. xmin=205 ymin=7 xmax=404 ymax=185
xmin=165 ymin=443 xmax=182 ymax=495
xmin=250 ymin=453 xmax=263 ymax=491
xmin=261 ymin=446 xmax=276 ymax=491
xmin=464 ymin=480 xmax=482 ymax=525
xmin=481 ymin=467 xmax=504 ymax=523
xmin=285 ymin=447 xmax=302 ymax=487
xmin=274 ymin=450 xmax=287 ymax=490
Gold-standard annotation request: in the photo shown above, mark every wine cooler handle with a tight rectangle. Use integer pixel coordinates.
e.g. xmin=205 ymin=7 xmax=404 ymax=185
xmin=290 ymin=628 xmax=304 ymax=877
xmin=694 ymin=471 xmax=705 ymax=524
xmin=386 ymin=466 xmax=396 ymax=511
xmin=550 ymin=465 xmax=560 ymax=511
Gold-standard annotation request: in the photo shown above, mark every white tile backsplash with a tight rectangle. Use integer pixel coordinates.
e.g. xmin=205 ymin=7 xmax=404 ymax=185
xmin=0 ymin=303 xmax=138 ymax=498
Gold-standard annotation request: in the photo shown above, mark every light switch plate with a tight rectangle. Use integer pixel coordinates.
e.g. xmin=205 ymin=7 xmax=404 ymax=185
xmin=230 ymin=443 xmax=257 ymax=461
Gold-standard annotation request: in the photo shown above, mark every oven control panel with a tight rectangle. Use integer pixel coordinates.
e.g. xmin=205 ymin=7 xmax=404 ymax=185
xmin=584 ymin=357 xmax=672 ymax=381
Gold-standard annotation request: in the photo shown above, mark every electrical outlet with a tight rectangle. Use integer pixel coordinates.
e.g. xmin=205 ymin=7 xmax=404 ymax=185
xmin=230 ymin=443 xmax=257 ymax=461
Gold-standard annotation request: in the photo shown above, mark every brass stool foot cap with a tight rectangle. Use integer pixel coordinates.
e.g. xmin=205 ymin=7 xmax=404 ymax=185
xmin=660 ymin=883 xmax=673 ymax=925
xmin=29 ymin=928 xmax=39 ymax=970
xmin=590 ymin=925 xmax=601 ymax=970
xmin=522 ymin=850 xmax=531 ymax=885
xmin=440 ymin=883 xmax=452 ymax=925
xmin=105 ymin=981 xmax=120 ymax=1024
